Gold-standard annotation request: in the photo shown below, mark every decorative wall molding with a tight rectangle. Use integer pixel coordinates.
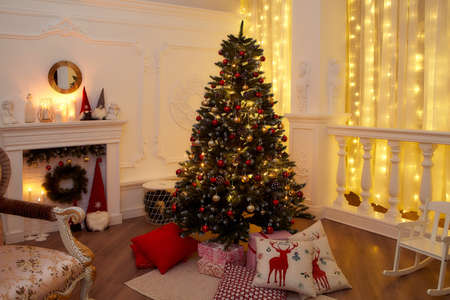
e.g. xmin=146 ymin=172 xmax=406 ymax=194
xmin=327 ymin=59 xmax=341 ymax=114
xmin=296 ymin=61 xmax=311 ymax=113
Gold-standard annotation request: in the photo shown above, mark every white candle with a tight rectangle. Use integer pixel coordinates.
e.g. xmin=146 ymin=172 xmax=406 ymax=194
xmin=27 ymin=187 xmax=32 ymax=202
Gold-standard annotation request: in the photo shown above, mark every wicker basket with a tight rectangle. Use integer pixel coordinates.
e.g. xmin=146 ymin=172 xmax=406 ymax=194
xmin=142 ymin=179 xmax=176 ymax=225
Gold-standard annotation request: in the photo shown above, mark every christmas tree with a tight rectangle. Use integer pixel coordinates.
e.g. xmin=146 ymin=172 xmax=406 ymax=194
xmin=171 ymin=22 xmax=311 ymax=247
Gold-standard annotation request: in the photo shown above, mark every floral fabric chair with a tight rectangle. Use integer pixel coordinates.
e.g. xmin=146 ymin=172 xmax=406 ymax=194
xmin=0 ymin=147 xmax=95 ymax=299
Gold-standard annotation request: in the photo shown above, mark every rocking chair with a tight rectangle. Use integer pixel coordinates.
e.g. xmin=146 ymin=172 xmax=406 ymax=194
xmin=383 ymin=201 xmax=450 ymax=296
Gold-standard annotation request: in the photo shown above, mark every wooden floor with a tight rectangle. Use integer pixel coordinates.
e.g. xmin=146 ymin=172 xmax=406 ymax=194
xmin=18 ymin=217 xmax=450 ymax=300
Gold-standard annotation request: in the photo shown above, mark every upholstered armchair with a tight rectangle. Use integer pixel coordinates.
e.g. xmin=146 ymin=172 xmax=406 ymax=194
xmin=0 ymin=148 xmax=95 ymax=300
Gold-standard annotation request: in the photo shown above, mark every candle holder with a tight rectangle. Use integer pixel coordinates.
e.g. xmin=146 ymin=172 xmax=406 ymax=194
xmin=38 ymin=98 xmax=54 ymax=123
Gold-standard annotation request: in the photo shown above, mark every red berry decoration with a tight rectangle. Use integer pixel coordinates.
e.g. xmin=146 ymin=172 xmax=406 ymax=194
xmin=192 ymin=182 xmax=197 ymax=187
xmin=270 ymin=129 xmax=276 ymax=134
xmin=235 ymin=105 xmax=241 ymax=111
xmin=227 ymin=210 xmax=233 ymax=217
xmin=224 ymin=180 xmax=230 ymax=186
xmin=256 ymin=145 xmax=264 ymax=152
xmin=172 ymin=191 xmax=177 ymax=197
xmin=258 ymin=78 xmax=264 ymax=83
xmin=297 ymin=191 xmax=304 ymax=198
xmin=202 ymin=225 xmax=209 ymax=232
xmin=253 ymin=72 xmax=259 ymax=77
xmin=197 ymin=175 xmax=203 ymax=180
xmin=267 ymin=226 xmax=274 ymax=234
xmin=218 ymin=49 xmax=223 ymax=55
xmin=210 ymin=177 xmax=217 ymax=183
xmin=223 ymin=59 xmax=228 ymax=65
xmin=211 ymin=119 xmax=218 ymax=126
xmin=245 ymin=159 xmax=252 ymax=166
xmin=255 ymin=92 xmax=262 ymax=97
xmin=283 ymin=171 xmax=289 ymax=178
xmin=239 ymin=51 xmax=245 ymax=56
xmin=260 ymin=56 xmax=266 ymax=61
xmin=224 ymin=106 xmax=231 ymax=112
xmin=254 ymin=174 xmax=262 ymax=181
xmin=211 ymin=83 xmax=216 ymax=88
xmin=282 ymin=135 xmax=288 ymax=142
xmin=274 ymin=114 xmax=279 ymax=119
xmin=176 ymin=168 xmax=183 ymax=175
xmin=257 ymin=109 xmax=264 ymax=114
xmin=273 ymin=199 xmax=279 ymax=206
xmin=217 ymin=160 xmax=224 ymax=167
xmin=229 ymin=133 xmax=236 ymax=140
xmin=199 ymin=153 xmax=205 ymax=160
xmin=220 ymin=71 xmax=224 ymax=76
xmin=219 ymin=80 xmax=225 ymax=85
xmin=58 ymin=161 xmax=64 ymax=167
xmin=190 ymin=136 xmax=196 ymax=142
xmin=199 ymin=207 xmax=205 ymax=212
xmin=196 ymin=115 xmax=202 ymax=121
xmin=46 ymin=165 xmax=51 ymax=171
xmin=171 ymin=203 xmax=177 ymax=212
xmin=234 ymin=73 xmax=241 ymax=78
xmin=252 ymin=124 xmax=258 ymax=129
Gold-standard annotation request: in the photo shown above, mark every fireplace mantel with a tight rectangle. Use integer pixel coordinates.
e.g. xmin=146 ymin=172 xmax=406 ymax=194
xmin=0 ymin=120 xmax=126 ymax=243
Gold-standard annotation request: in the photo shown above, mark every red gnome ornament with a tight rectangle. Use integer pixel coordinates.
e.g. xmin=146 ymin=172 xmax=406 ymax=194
xmin=80 ymin=87 xmax=93 ymax=120
xmin=86 ymin=157 xmax=109 ymax=231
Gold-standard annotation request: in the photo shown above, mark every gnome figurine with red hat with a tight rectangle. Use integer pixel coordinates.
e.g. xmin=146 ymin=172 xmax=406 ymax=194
xmin=80 ymin=87 xmax=93 ymax=120
xmin=86 ymin=157 xmax=109 ymax=231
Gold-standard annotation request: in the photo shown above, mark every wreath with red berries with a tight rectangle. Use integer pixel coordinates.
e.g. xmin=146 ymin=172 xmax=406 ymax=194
xmin=42 ymin=163 xmax=88 ymax=204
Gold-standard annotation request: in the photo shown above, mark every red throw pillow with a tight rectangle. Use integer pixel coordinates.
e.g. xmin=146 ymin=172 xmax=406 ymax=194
xmin=130 ymin=243 xmax=154 ymax=269
xmin=131 ymin=223 xmax=198 ymax=274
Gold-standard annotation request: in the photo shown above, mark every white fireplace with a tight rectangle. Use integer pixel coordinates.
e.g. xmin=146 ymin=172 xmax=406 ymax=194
xmin=0 ymin=120 xmax=126 ymax=243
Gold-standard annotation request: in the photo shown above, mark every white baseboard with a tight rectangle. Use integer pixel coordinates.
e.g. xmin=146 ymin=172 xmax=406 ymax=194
xmin=122 ymin=206 xmax=146 ymax=220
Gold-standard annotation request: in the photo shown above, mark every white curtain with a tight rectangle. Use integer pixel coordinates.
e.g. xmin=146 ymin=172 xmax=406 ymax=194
xmin=346 ymin=0 xmax=449 ymax=212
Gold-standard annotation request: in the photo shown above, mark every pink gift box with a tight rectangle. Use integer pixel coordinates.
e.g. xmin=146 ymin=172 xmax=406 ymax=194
xmin=246 ymin=231 xmax=291 ymax=270
xmin=197 ymin=257 xmax=225 ymax=278
xmin=198 ymin=242 xmax=245 ymax=266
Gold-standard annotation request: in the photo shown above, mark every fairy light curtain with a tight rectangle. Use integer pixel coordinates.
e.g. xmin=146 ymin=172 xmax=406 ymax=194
xmin=346 ymin=0 xmax=449 ymax=213
xmin=240 ymin=0 xmax=292 ymax=114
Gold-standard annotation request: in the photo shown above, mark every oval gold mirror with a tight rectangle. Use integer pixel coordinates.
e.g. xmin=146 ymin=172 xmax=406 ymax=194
xmin=48 ymin=60 xmax=82 ymax=94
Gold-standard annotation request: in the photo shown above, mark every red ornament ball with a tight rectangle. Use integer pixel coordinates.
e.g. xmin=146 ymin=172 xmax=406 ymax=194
xmin=197 ymin=175 xmax=203 ymax=180
xmin=172 ymin=191 xmax=177 ymax=197
xmin=257 ymin=109 xmax=264 ymax=114
xmin=258 ymin=78 xmax=264 ymax=83
xmin=274 ymin=114 xmax=280 ymax=119
xmin=220 ymin=70 xmax=225 ymax=76
xmin=210 ymin=177 xmax=217 ymax=183
xmin=239 ymin=51 xmax=245 ymax=56
xmin=235 ymin=105 xmax=241 ymax=111
xmin=253 ymin=72 xmax=259 ymax=77
xmin=270 ymin=129 xmax=276 ymax=134
xmin=260 ymin=56 xmax=266 ymax=61
xmin=217 ymin=160 xmax=224 ymax=167
xmin=281 ymin=135 xmax=288 ymax=142
xmin=190 ymin=136 xmax=196 ymax=142
xmin=211 ymin=119 xmax=218 ymax=126
xmin=245 ymin=159 xmax=252 ymax=166
xmin=252 ymin=123 xmax=258 ymax=129
xmin=196 ymin=115 xmax=202 ymax=121
xmin=297 ymin=191 xmax=304 ymax=198
xmin=46 ymin=165 xmax=51 ymax=171
xmin=199 ymin=153 xmax=205 ymax=160
xmin=224 ymin=180 xmax=230 ymax=186
xmin=227 ymin=210 xmax=233 ymax=217
xmin=255 ymin=92 xmax=262 ymax=97
xmin=224 ymin=106 xmax=231 ymax=112
xmin=254 ymin=174 xmax=262 ymax=181
xmin=267 ymin=226 xmax=274 ymax=234
xmin=234 ymin=73 xmax=241 ymax=78
xmin=291 ymin=219 xmax=295 ymax=224
xmin=211 ymin=84 xmax=216 ymax=88
xmin=218 ymin=49 xmax=223 ymax=55
xmin=256 ymin=145 xmax=264 ymax=152
xmin=58 ymin=161 xmax=64 ymax=167
xmin=176 ymin=168 xmax=183 ymax=175
xmin=229 ymin=133 xmax=236 ymax=140
xmin=273 ymin=199 xmax=279 ymax=206
xmin=202 ymin=225 xmax=209 ymax=232
xmin=199 ymin=207 xmax=205 ymax=212
xmin=192 ymin=182 xmax=197 ymax=187
xmin=282 ymin=171 xmax=289 ymax=178
xmin=223 ymin=59 xmax=229 ymax=65
xmin=171 ymin=203 xmax=177 ymax=212
xmin=219 ymin=80 xmax=225 ymax=85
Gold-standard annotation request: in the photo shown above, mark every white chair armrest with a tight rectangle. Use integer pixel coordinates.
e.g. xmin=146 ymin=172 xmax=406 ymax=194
xmin=397 ymin=220 xmax=427 ymax=230
xmin=442 ymin=236 xmax=450 ymax=244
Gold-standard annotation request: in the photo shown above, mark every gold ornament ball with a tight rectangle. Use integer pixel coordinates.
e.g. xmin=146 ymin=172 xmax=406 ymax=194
xmin=285 ymin=185 xmax=290 ymax=190
xmin=232 ymin=64 xmax=237 ymax=68
xmin=260 ymin=210 xmax=266 ymax=215
xmin=246 ymin=135 xmax=253 ymax=142
xmin=66 ymin=159 xmax=72 ymax=164
xmin=246 ymin=204 xmax=255 ymax=213
xmin=211 ymin=107 xmax=218 ymax=113
xmin=227 ymin=194 xmax=233 ymax=203
xmin=212 ymin=194 xmax=221 ymax=202
xmin=84 ymin=156 xmax=90 ymax=162
xmin=262 ymin=127 xmax=268 ymax=133
xmin=208 ymin=140 xmax=215 ymax=147
xmin=234 ymin=117 xmax=241 ymax=124
xmin=278 ymin=123 xmax=284 ymax=129
xmin=241 ymin=175 xmax=249 ymax=183
xmin=242 ymin=85 xmax=249 ymax=90
xmin=202 ymin=100 xmax=209 ymax=106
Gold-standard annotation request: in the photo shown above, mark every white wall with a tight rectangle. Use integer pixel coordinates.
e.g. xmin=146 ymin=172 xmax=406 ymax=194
xmin=0 ymin=0 xmax=239 ymax=218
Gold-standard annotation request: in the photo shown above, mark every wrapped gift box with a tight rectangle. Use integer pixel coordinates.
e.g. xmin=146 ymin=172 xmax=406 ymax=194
xmin=246 ymin=231 xmax=291 ymax=270
xmin=197 ymin=257 xmax=225 ymax=278
xmin=198 ymin=242 xmax=245 ymax=266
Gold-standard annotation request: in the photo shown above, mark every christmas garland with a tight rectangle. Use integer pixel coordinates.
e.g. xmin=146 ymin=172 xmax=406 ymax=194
xmin=42 ymin=163 xmax=88 ymax=204
xmin=24 ymin=145 xmax=106 ymax=166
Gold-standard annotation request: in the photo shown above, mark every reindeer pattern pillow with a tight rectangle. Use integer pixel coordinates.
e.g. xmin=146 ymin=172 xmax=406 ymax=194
xmin=290 ymin=221 xmax=351 ymax=295
xmin=252 ymin=238 xmax=317 ymax=298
